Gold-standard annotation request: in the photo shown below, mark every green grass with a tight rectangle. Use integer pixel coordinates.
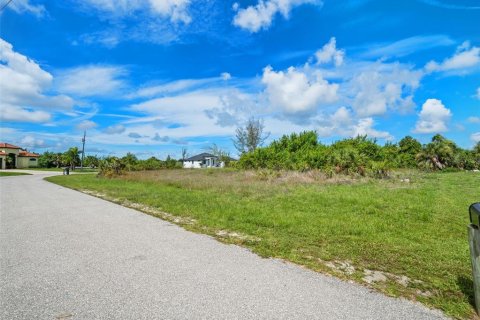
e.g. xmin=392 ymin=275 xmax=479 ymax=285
xmin=18 ymin=167 xmax=98 ymax=172
xmin=0 ymin=171 xmax=31 ymax=177
xmin=46 ymin=169 xmax=480 ymax=319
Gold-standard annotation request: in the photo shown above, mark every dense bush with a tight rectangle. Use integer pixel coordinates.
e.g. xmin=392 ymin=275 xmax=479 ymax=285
xmin=236 ymin=131 xmax=480 ymax=177
xmin=38 ymin=151 xmax=62 ymax=168
xmin=98 ymin=157 xmax=125 ymax=177
xmin=238 ymin=131 xmax=327 ymax=171
xmin=84 ymin=155 xmax=100 ymax=168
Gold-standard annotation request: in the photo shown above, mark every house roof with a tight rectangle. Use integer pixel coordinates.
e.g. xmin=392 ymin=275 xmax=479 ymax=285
xmin=184 ymin=153 xmax=217 ymax=161
xmin=0 ymin=142 xmax=22 ymax=149
xmin=18 ymin=150 xmax=40 ymax=157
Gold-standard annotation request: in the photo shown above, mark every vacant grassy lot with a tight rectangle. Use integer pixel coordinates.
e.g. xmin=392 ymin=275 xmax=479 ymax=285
xmin=47 ymin=169 xmax=479 ymax=318
xmin=0 ymin=172 xmax=31 ymax=177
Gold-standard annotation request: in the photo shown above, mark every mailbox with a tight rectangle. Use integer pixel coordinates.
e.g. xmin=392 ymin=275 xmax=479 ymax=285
xmin=470 ymin=203 xmax=480 ymax=228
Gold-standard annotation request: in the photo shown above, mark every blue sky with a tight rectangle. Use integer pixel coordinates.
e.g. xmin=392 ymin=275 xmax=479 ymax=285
xmin=0 ymin=0 xmax=479 ymax=159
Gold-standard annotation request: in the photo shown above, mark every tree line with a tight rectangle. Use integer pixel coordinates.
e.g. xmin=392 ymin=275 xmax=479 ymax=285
xmin=38 ymin=118 xmax=480 ymax=178
xmin=38 ymin=150 xmax=182 ymax=172
xmin=235 ymin=130 xmax=480 ymax=177
xmin=38 ymin=147 xmax=82 ymax=170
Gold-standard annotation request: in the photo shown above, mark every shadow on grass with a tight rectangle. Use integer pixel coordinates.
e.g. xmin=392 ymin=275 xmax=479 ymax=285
xmin=457 ymin=275 xmax=475 ymax=308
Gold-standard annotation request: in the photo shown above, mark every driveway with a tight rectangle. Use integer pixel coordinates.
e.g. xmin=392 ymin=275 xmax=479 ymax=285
xmin=0 ymin=174 xmax=448 ymax=319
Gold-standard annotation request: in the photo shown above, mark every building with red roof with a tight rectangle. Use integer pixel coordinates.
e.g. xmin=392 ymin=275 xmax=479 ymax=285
xmin=0 ymin=143 xmax=40 ymax=169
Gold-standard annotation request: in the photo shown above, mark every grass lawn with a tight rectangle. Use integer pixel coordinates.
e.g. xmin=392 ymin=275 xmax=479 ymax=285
xmin=0 ymin=172 xmax=31 ymax=177
xmin=47 ymin=169 xmax=479 ymax=319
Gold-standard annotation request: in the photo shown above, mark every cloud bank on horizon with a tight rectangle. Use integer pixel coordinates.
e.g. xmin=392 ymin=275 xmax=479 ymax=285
xmin=0 ymin=0 xmax=479 ymax=158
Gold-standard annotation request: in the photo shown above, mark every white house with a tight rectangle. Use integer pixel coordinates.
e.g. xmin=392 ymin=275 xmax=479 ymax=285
xmin=183 ymin=153 xmax=225 ymax=169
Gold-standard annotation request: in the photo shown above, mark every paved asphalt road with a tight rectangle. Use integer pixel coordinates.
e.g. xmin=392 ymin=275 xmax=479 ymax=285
xmin=0 ymin=172 xmax=448 ymax=319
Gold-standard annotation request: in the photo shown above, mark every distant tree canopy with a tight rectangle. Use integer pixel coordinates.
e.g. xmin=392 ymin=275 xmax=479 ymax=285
xmin=38 ymin=149 xmax=80 ymax=169
xmin=36 ymin=133 xmax=480 ymax=178
xmin=63 ymin=147 xmax=80 ymax=170
xmin=98 ymin=154 xmax=182 ymax=177
xmin=38 ymin=151 xmax=59 ymax=168
xmin=38 ymin=148 xmax=182 ymax=173
xmin=236 ymin=131 xmax=480 ymax=176
xmin=84 ymin=155 xmax=100 ymax=168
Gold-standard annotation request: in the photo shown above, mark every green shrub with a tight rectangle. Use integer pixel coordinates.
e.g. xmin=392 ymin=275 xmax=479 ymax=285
xmin=98 ymin=157 xmax=125 ymax=177
xmin=236 ymin=132 xmax=477 ymax=178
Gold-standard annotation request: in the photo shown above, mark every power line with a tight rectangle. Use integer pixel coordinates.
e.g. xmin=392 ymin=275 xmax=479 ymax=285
xmin=0 ymin=0 xmax=14 ymax=12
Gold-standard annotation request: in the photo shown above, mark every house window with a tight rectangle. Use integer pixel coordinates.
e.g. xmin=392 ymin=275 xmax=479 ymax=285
xmin=30 ymin=158 xmax=36 ymax=161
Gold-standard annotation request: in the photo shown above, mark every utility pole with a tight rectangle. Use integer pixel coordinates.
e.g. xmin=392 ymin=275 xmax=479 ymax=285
xmin=81 ymin=130 xmax=86 ymax=169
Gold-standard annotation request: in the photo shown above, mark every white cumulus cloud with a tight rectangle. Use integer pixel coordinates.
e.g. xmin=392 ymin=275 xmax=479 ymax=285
xmin=315 ymin=37 xmax=345 ymax=67
xmin=149 ymin=0 xmax=191 ymax=23
xmin=348 ymin=63 xmax=421 ymax=117
xmin=0 ymin=38 xmax=73 ymax=123
xmin=233 ymin=0 xmax=319 ymax=33
xmin=315 ymin=107 xmax=393 ymax=140
xmin=351 ymin=118 xmax=393 ymax=140
xmin=425 ymin=41 xmax=480 ymax=74
xmin=261 ymin=65 xmax=338 ymax=115
xmin=0 ymin=107 xmax=51 ymax=123
xmin=414 ymin=99 xmax=452 ymax=133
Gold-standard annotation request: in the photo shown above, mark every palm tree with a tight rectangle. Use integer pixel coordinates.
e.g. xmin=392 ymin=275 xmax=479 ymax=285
xmin=63 ymin=147 xmax=80 ymax=170
xmin=121 ymin=152 xmax=138 ymax=171
xmin=54 ymin=153 xmax=63 ymax=168
xmin=416 ymin=134 xmax=456 ymax=170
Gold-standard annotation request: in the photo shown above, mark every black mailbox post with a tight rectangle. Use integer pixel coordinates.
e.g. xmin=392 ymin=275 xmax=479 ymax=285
xmin=471 ymin=203 xmax=480 ymax=228
xmin=469 ymin=202 xmax=480 ymax=314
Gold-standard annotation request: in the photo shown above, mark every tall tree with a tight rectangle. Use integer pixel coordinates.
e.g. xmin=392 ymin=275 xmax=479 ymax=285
xmin=416 ymin=134 xmax=456 ymax=170
xmin=398 ymin=136 xmax=422 ymax=167
xmin=181 ymin=148 xmax=188 ymax=161
xmin=233 ymin=117 xmax=270 ymax=154
xmin=63 ymin=147 xmax=80 ymax=170
xmin=38 ymin=151 xmax=57 ymax=168
xmin=54 ymin=153 xmax=63 ymax=168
